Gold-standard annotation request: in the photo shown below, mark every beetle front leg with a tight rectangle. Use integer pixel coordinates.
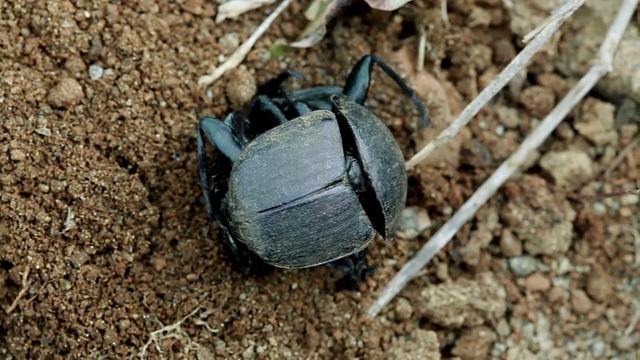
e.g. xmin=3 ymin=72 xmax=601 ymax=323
xmin=327 ymin=249 xmax=376 ymax=290
xmin=197 ymin=117 xmax=243 ymax=224
xmin=249 ymin=95 xmax=288 ymax=126
xmin=222 ymin=229 xmax=273 ymax=277
xmin=257 ymin=70 xmax=303 ymax=97
xmin=198 ymin=117 xmax=273 ymax=276
xmin=342 ymin=55 xmax=428 ymax=128
xmin=287 ymin=86 xmax=344 ymax=112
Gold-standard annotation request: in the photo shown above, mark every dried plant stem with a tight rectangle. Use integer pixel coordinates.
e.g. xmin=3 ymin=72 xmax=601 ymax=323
xmin=440 ymin=0 xmax=450 ymax=28
xmin=4 ymin=266 xmax=31 ymax=314
xmin=198 ymin=0 xmax=294 ymax=87
xmin=368 ymin=0 xmax=639 ymax=318
xmin=405 ymin=0 xmax=585 ymax=170
xmin=603 ymin=136 xmax=639 ymax=179
xmin=139 ymin=306 xmax=210 ymax=359
xmin=617 ymin=310 xmax=640 ymax=349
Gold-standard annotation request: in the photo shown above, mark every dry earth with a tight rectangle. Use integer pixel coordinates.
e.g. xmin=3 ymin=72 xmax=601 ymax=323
xmin=1 ymin=0 xmax=639 ymax=359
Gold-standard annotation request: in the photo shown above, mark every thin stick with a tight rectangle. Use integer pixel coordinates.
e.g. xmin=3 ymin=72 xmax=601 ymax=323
xmin=417 ymin=25 xmax=426 ymax=72
xmin=368 ymin=0 xmax=639 ymax=318
xmin=198 ymin=0 xmax=294 ymax=87
xmin=440 ymin=0 xmax=450 ymax=28
xmin=617 ymin=310 xmax=640 ymax=349
xmin=405 ymin=0 xmax=585 ymax=170
xmin=5 ymin=266 xmax=31 ymax=314
xmin=603 ymin=136 xmax=639 ymax=179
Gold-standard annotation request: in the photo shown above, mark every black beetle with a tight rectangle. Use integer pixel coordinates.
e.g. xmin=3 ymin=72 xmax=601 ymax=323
xmin=197 ymin=55 xmax=427 ymax=289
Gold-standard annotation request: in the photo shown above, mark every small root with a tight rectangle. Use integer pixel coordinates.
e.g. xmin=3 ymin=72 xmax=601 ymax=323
xmin=4 ymin=266 xmax=31 ymax=314
xmin=138 ymin=306 xmax=220 ymax=360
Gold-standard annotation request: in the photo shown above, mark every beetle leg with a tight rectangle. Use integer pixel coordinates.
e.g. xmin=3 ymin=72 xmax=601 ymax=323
xmin=342 ymin=55 xmax=428 ymax=128
xmin=287 ymin=86 xmax=343 ymax=111
xmin=328 ymin=249 xmax=377 ymax=290
xmin=199 ymin=117 xmax=243 ymax=162
xmin=243 ymin=95 xmax=292 ymax=139
xmin=257 ymin=70 xmax=303 ymax=97
xmin=197 ymin=117 xmax=243 ymax=223
xmin=222 ymin=230 xmax=274 ymax=276
xmin=251 ymin=95 xmax=288 ymax=125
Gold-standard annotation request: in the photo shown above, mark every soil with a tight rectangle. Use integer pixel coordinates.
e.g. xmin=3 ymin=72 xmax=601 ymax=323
xmin=1 ymin=1 xmax=639 ymax=359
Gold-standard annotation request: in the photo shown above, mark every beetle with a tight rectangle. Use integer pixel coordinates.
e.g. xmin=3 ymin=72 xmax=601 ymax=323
xmin=197 ymin=55 xmax=427 ymax=289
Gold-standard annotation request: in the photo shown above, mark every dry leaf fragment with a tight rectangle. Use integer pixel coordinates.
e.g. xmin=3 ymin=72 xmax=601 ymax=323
xmin=216 ymin=0 xmax=277 ymax=23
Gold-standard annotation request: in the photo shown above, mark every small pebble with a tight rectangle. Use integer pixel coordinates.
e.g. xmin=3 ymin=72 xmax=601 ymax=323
xmin=574 ymin=98 xmax=618 ymax=146
xmin=394 ymin=297 xmax=414 ymax=321
xmin=519 ymin=86 xmax=556 ymax=118
xmin=10 ymin=149 xmax=26 ymax=161
xmin=616 ymin=334 xmax=640 ymax=350
xmin=555 ymin=256 xmax=574 ymax=275
xmin=219 ymin=32 xmax=240 ymax=54
xmin=241 ymin=345 xmax=255 ymax=360
xmin=88 ymin=64 xmax=104 ymax=80
xmin=570 ymin=289 xmax=592 ymax=314
xmin=496 ymin=105 xmax=519 ymax=129
xmin=620 ymin=194 xmax=639 ymax=205
xmin=548 ymin=286 xmax=566 ymax=303
xmin=151 ymin=256 xmax=167 ymax=272
xmin=35 ymin=127 xmax=51 ymax=136
xmin=64 ymin=55 xmax=87 ymax=73
xmin=500 ymin=229 xmax=522 ymax=257
xmin=262 ymin=324 xmax=273 ymax=333
xmin=225 ymin=66 xmax=256 ymax=108
xmin=215 ymin=340 xmax=227 ymax=356
xmin=619 ymin=207 xmax=632 ymax=217
xmin=524 ymin=272 xmax=551 ymax=292
xmin=508 ymin=255 xmax=538 ymax=277
xmin=50 ymin=179 xmax=66 ymax=193
xmin=496 ymin=318 xmax=511 ymax=338
xmin=591 ymin=340 xmax=605 ymax=357
xmin=47 ymin=77 xmax=84 ymax=107
xmin=539 ymin=149 xmax=594 ymax=190
xmin=399 ymin=206 xmax=431 ymax=240
xmin=585 ymin=268 xmax=613 ymax=303
xmin=592 ymin=202 xmax=607 ymax=217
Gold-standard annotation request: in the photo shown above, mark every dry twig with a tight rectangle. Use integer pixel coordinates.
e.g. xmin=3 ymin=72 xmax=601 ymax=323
xmin=62 ymin=207 xmax=76 ymax=233
xmin=616 ymin=310 xmax=640 ymax=350
xmin=139 ymin=306 xmax=218 ymax=359
xmin=416 ymin=25 xmax=427 ymax=72
xmin=4 ymin=266 xmax=31 ymax=314
xmin=368 ymin=0 xmax=639 ymax=318
xmin=440 ymin=0 xmax=450 ymax=28
xmin=603 ymin=136 xmax=639 ymax=179
xmin=405 ymin=0 xmax=585 ymax=170
xmin=216 ymin=0 xmax=277 ymax=23
xmin=198 ymin=0 xmax=294 ymax=87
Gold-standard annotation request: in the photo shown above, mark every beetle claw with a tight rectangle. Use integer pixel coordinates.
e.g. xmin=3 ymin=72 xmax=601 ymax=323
xmin=329 ymin=249 xmax=376 ymax=291
xmin=221 ymin=229 xmax=273 ymax=277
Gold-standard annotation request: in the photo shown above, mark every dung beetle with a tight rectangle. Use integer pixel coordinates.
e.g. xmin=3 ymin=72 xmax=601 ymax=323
xmin=197 ymin=55 xmax=427 ymax=289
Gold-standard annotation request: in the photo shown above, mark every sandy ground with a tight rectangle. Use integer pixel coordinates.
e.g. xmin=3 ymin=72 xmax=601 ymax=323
xmin=1 ymin=0 xmax=639 ymax=359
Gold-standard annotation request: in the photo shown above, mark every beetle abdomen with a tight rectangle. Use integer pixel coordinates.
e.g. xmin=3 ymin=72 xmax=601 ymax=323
xmin=223 ymin=110 xmax=377 ymax=268
xmin=231 ymin=182 xmax=376 ymax=268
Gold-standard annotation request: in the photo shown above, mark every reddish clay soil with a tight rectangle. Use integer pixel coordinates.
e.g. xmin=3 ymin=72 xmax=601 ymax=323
xmin=1 ymin=1 xmax=638 ymax=359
